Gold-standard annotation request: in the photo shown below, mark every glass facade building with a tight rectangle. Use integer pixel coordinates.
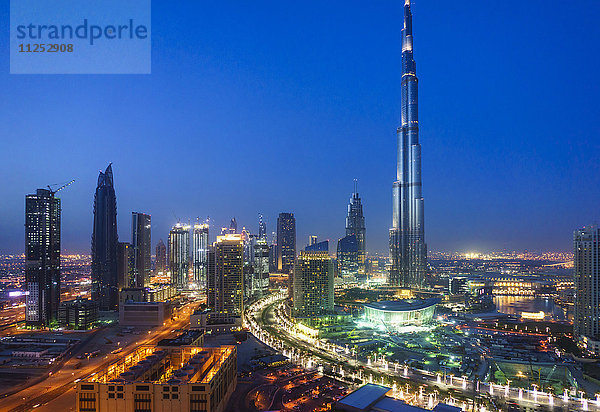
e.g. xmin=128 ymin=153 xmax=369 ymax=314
xmin=169 ymin=223 xmax=190 ymax=289
xmin=337 ymin=234 xmax=359 ymax=281
xmin=25 ymin=188 xmax=61 ymax=327
xmin=390 ymin=0 xmax=427 ymax=289
xmin=574 ymin=226 xmax=600 ymax=355
xmin=155 ymin=239 xmax=167 ymax=274
xmin=193 ymin=223 xmax=209 ymax=288
xmin=277 ymin=212 xmax=296 ymax=274
xmin=132 ymin=212 xmax=151 ymax=288
xmin=91 ymin=163 xmax=119 ymax=311
xmin=346 ymin=183 xmax=366 ymax=276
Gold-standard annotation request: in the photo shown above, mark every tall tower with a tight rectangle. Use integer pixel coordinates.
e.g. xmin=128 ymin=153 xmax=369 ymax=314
xmin=155 ymin=239 xmax=167 ymax=274
xmin=574 ymin=226 xmax=600 ymax=356
xmin=91 ymin=164 xmax=119 ymax=310
xmin=346 ymin=180 xmax=366 ymax=275
xmin=192 ymin=222 xmax=209 ymax=288
xmin=207 ymin=234 xmax=244 ymax=321
xmin=169 ymin=223 xmax=190 ymax=289
xmin=293 ymin=251 xmax=334 ymax=318
xmin=390 ymin=0 xmax=427 ymax=289
xmin=131 ymin=212 xmax=151 ymax=288
xmin=25 ymin=189 xmax=61 ymax=327
xmin=258 ymin=214 xmax=267 ymax=240
xmin=277 ymin=212 xmax=296 ymax=275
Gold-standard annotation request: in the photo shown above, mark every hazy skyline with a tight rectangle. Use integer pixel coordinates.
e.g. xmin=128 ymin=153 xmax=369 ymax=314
xmin=1 ymin=1 xmax=599 ymax=254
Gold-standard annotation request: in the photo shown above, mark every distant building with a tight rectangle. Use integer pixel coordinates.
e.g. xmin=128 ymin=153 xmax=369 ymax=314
xmin=169 ymin=223 xmax=190 ymax=289
xmin=207 ymin=234 xmax=244 ymax=324
xmin=337 ymin=235 xmax=359 ymax=282
xmin=574 ymin=225 xmax=600 ymax=356
xmin=346 ymin=182 xmax=366 ymax=276
xmin=192 ymin=223 xmax=209 ymax=288
xmin=309 ymin=235 xmax=318 ymax=246
xmin=25 ymin=188 xmax=61 ymax=327
xmin=117 ymin=242 xmax=134 ymax=289
xmin=58 ymin=299 xmax=98 ymax=330
xmin=229 ymin=217 xmax=237 ymax=234
xmin=119 ymin=285 xmax=177 ymax=304
xmin=258 ymin=214 xmax=267 ymax=240
xmin=277 ymin=213 xmax=296 ymax=275
xmin=155 ymin=239 xmax=167 ymax=274
xmin=253 ymin=238 xmax=270 ymax=298
xmin=305 ymin=240 xmax=329 ymax=253
xmin=132 ymin=212 xmax=151 ymax=288
xmin=91 ymin=163 xmax=119 ymax=311
xmin=293 ymin=251 xmax=334 ymax=319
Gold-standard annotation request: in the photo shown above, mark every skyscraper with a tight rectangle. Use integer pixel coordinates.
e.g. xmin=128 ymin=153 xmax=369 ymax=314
xmin=192 ymin=222 xmax=209 ymax=287
xmin=169 ymin=223 xmax=190 ymax=289
xmin=207 ymin=234 xmax=244 ymax=321
xmin=25 ymin=189 xmax=61 ymax=327
xmin=574 ymin=226 xmax=600 ymax=356
xmin=253 ymin=238 xmax=270 ymax=298
xmin=91 ymin=164 xmax=119 ymax=311
xmin=346 ymin=181 xmax=366 ymax=275
xmin=309 ymin=235 xmax=318 ymax=247
xmin=229 ymin=217 xmax=237 ymax=234
xmin=155 ymin=239 xmax=167 ymax=274
xmin=293 ymin=251 xmax=334 ymax=319
xmin=258 ymin=214 xmax=267 ymax=240
xmin=389 ymin=0 xmax=427 ymax=289
xmin=337 ymin=234 xmax=359 ymax=282
xmin=117 ymin=241 xmax=133 ymax=289
xmin=276 ymin=212 xmax=296 ymax=274
xmin=131 ymin=212 xmax=151 ymax=288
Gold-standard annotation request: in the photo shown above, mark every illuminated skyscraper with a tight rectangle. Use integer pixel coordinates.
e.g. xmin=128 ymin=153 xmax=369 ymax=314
xmin=207 ymin=234 xmax=244 ymax=321
xmin=337 ymin=234 xmax=359 ymax=281
xmin=574 ymin=226 xmax=600 ymax=356
xmin=276 ymin=212 xmax=296 ymax=274
xmin=346 ymin=181 xmax=366 ymax=275
xmin=229 ymin=217 xmax=237 ymax=234
xmin=309 ymin=235 xmax=318 ymax=247
xmin=390 ymin=0 xmax=427 ymax=288
xmin=293 ymin=251 xmax=334 ymax=318
xmin=117 ymin=241 xmax=133 ymax=289
xmin=91 ymin=163 xmax=119 ymax=311
xmin=192 ymin=222 xmax=209 ymax=287
xmin=155 ymin=239 xmax=167 ymax=274
xmin=131 ymin=212 xmax=151 ymax=288
xmin=169 ymin=223 xmax=190 ymax=289
xmin=25 ymin=189 xmax=61 ymax=327
xmin=258 ymin=214 xmax=267 ymax=240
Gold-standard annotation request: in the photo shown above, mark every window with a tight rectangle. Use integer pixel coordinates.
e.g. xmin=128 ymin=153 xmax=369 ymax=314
xmin=117 ymin=393 xmax=123 ymax=399
xmin=117 ymin=386 xmax=124 ymax=391
xmin=171 ymin=394 xmax=179 ymax=399
xmin=163 ymin=386 xmax=169 ymax=391
xmin=163 ymin=393 xmax=169 ymax=399
xmin=136 ymin=385 xmax=150 ymax=391
xmin=81 ymin=384 xmax=95 ymax=391
xmin=108 ymin=393 xmax=115 ymax=399
xmin=108 ymin=386 xmax=115 ymax=391
xmin=171 ymin=386 xmax=178 ymax=392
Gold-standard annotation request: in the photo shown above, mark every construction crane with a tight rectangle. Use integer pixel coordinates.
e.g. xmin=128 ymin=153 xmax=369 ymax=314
xmin=47 ymin=179 xmax=75 ymax=195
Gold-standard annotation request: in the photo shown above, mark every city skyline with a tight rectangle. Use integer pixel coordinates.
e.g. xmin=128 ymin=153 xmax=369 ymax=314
xmin=1 ymin=1 xmax=600 ymax=255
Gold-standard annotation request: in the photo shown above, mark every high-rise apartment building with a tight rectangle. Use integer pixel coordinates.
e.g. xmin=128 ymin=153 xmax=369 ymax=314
xmin=132 ymin=212 xmax=151 ymax=288
xmin=207 ymin=234 xmax=244 ymax=321
xmin=276 ymin=212 xmax=296 ymax=274
xmin=169 ymin=223 xmax=190 ymax=289
xmin=258 ymin=214 xmax=267 ymax=240
xmin=346 ymin=182 xmax=366 ymax=275
xmin=155 ymin=239 xmax=167 ymax=274
xmin=574 ymin=225 xmax=600 ymax=356
xmin=390 ymin=0 xmax=427 ymax=289
xmin=117 ymin=242 xmax=134 ymax=289
xmin=309 ymin=235 xmax=318 ymax=247
xmin=193 ymin=223 xmax=209 ymax=288
xmin=91 ymin=163 xmax=119 ymax=311
xmin=293 ymin=251 xmax=334 ymax=319
xmin=25 ymin=189 xmax=61 ymax=327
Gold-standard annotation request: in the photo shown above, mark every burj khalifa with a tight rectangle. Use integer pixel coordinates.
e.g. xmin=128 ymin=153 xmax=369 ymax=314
xmin=389 ymin=0 xmax=427 ymax=288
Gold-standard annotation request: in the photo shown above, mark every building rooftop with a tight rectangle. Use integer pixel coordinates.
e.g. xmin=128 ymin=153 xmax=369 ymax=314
xmin=364 ymin=298 xmax=440 ymax=312
xmin=337 ymin=383 xmax=390 ymax=410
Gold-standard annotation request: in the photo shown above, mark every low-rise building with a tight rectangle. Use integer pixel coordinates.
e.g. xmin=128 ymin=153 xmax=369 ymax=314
xmin=76 ymin=333 xmax=236 ymax=412
xmin=58 ymin=298 xmax=98 ymax=330
xmin=119 ymin=301 xmax=172 ymax=326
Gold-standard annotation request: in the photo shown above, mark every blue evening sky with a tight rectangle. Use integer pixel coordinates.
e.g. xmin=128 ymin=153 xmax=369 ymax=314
xmin=0 ymin=1 xmax=599 ymax=254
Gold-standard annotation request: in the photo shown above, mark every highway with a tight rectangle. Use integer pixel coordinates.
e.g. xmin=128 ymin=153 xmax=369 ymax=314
xmin=0 ymin=302 xmax=197 ymax=412
xmin=246 ymin=293 xmax=600 ymax=412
